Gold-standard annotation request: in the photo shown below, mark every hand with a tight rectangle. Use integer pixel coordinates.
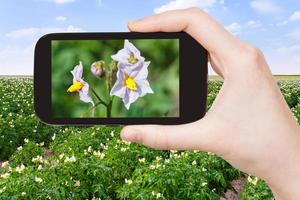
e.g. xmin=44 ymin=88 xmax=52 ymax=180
xmin=121 ymin=8 xmax=300 ymax=200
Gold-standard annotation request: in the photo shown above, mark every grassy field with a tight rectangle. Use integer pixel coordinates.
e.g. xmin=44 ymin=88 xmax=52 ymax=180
xmin=0 ymin=77 xmax=299 ymax=199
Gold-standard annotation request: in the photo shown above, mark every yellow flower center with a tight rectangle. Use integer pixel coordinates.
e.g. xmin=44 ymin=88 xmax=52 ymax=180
xmin=128 ymin=53 xmax=138 ymax=64
xmin=67 ymin=81 xmax=83 ymax=93
xmin=124 ymin=75 xmax=137 ymax=91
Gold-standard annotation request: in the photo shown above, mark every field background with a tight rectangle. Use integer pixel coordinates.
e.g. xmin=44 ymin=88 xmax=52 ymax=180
xmin=0 ymin=76 xmax=299 ymax=199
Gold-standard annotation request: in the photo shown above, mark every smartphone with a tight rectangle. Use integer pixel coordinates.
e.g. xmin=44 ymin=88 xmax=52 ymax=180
xmin=34 ymin=32 xmax=207 ymax=125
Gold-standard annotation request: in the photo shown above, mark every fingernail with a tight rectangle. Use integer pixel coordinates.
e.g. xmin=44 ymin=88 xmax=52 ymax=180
xmin=121 ymin=127 xmax=137 ymax=142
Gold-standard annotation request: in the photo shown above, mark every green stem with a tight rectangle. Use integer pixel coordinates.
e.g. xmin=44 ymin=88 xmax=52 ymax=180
xmin=81 ymin=101 xmax=103 ymax=117
xmin=90 ymin=88 xmax=108 ymax=107
xmin=105 ymin=63 xmax=115 ymax=118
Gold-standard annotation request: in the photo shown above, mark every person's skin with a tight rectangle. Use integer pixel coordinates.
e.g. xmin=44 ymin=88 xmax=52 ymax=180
xmin=120 ymin=8 xmax=300 ymax=199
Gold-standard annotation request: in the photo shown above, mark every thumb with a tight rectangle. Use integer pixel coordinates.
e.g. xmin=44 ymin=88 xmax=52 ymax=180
xmin=120 ymin=118 xmax=218 ymax=151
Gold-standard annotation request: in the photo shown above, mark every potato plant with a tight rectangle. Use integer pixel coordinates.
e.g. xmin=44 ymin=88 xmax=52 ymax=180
xmin=1 ymin=77 xmax=299 ymax=199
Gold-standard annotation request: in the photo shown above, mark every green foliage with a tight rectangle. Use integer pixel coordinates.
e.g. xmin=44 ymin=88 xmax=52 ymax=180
xmin=239 ymin=179 xmax=275 ymax=200
xmin=207 ymin=80 xmax=223 ymax=110
xmin=1 ymin=77 xmax=300 ymax=199
xmin=117 ymin=151 xmax=241 ymax=200
xmin=279 ymin=80 xmax=300 ymax=109
xmin=10 ymin=141 xmax=44 ymax=167
xmin=0 ymin=78 xmax=59 ymax=160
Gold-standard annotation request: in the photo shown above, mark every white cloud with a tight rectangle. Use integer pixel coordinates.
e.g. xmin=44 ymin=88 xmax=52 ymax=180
xmin=5 ymin=25 xmax=85 ymax=40
xmin=154 ymin=0 xmax=218 ymax=14
xmin=53 ymin=0 xmax=75 ymax=4
xmin=247 ymin=20 xmax=262 ymax=28
xmin=289 ymin=11 xmax=300 ymax=21
xmin=225 ymin=22 xmax=242 ymax=35
xmin=277 ymin=11 xmax=300 ymax=26
xmin=1 ymin=25 xmax=86 ymax=75
xmin=250 ymin=0 xmax=280 ymax=14
xmin=56 ymin=16 xmax=67 ymax=21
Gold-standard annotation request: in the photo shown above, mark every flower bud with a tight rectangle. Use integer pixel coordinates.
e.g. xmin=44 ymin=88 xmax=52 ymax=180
xmin=91 ymin=60 xmax=105 ymax=78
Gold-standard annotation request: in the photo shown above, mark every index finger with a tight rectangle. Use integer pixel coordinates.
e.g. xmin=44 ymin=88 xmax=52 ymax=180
xmin=128 ymin=8 xmax=237 ymax=57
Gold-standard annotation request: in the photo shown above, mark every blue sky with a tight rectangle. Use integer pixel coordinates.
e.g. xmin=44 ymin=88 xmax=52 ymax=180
xmin=0 ymin=0 xmax=299 ymax=75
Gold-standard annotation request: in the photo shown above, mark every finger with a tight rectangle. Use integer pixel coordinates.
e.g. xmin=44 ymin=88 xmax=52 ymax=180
xmin=120 ymin=118 xmax=218 ymax=151
xmin=128 ymin=8 xmax=237 ymax=56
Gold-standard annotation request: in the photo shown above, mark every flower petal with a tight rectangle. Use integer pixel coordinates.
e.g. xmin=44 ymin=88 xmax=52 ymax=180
xmin=78 ymin=82 xmax=93 ymax=104
xmin=116 ymin=65 xmax=126 ymax=80
xmin=123 ymin=89 xmax=140 ymax=110
xmin=71 ymin=62 xmax=83 ymax=83
xmin=136 ymin=79 xmax=154 ymax=97
xmin=110 ymin=81 xmax=126 ymax=98
xmin=124 ymin=40 xmax=145 ymax=62
xmin=133 ymin=61 xmax=150 ymax=80
xmin=111 ymin=49 xmax=130 ymax=64
xmin=78 ymin=91 xmax=93 ymax=104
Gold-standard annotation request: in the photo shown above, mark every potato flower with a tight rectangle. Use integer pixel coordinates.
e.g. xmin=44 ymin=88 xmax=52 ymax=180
xmin=110 ymin=61 xmax=153 ymax=109
xmin=111 ymin=39 xmax=145 ymax=65
xmin=67 ymin=62 xmax=94 ymax=105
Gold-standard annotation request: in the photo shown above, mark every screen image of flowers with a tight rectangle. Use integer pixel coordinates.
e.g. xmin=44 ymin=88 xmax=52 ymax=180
xmin=51 ymin=39 xmax=179 ymax=118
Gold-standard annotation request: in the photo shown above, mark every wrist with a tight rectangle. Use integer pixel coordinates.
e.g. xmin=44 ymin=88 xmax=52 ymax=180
xmin=264 ymin=130 xmax=300 ymax=199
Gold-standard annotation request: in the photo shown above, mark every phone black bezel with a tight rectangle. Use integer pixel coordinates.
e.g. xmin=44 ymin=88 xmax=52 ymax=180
xmin=34 ymin=32 xmax=207 ymax=125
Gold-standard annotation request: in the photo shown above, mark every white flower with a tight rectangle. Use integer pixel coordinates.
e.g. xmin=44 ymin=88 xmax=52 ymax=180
xmin=1 ymin=161 xmax=9 ymax=168
xmin=74 ymin=180 xmax=81 ymax=187
xmin=67 ymin=62 xmax=94 ymax=105
xmin=16 ymin=164 xmax=26 ymax=173
xmin=120 ymin=147 xmax=127 ymax=152
xmin=17 ymin=146 xmax=23 ymax=151
xmin=35 ymin=176 xmax=43 ymax=183
xmin=247 ymin=176 xmax=258 ymax=185
xmin=32 ymin=155 xmax=44 ymax=163
xmin=24 ymin=138 xmax=29 ymax=143
xmin=0 ymin=187 xmax=6 ymax=194
xmin=59 ymin=153 xmax=65 ymax=159
xmin=110 ymin=131 xmax=115 ymax=137
xmin=21 ymin=192 xmax=26 ymax=196
xmin=88 ymin=146 xmax=92 ymax=153
xmin=64 ymin=156 xmax=76 ymax=163
xmin=192 ymin=160 xmax=197 ymax=165
xmin=201 ymin=182 xmax=208 ymax=186
xmin=110 ymin=61 xmax=153 ymax=109
xmin=125 ymin=178 xmax=133 ymax=185
xmin=0 ymin=173 xmax=10 ymax=179
xmin=38 ymin=165 xmax=43 ymax=171
xmin=111 ymin=40 xmax=145 ymax=66
xmin=149 ymin=164 xmax=156 ymax=170
xmin=151 ymin=191 xmax=162 ymax=199
xmin=202 ymin=167 xmax=207 ymax=172
xmin=51 ymin=133 xmax=56 ymax=141
xmin=138 ymin=158 xmax=145 ymax=163
xmin=156 ymin=193 xmax=162 ymax=199
xmin=93 ymin=151 xmax=105 ymax=159
xmin=155 ymin=156 xmax=162 ymax=161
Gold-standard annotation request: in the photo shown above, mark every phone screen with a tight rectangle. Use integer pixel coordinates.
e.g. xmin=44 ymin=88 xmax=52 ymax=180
xmin=51 ymin=39 xmax=180 ymax=118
